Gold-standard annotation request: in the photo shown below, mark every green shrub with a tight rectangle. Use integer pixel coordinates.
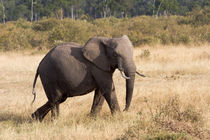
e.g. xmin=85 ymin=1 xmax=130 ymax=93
xmin=159 ymin=32 xmax=170 ymax=45
xmin=48 ymin=19 xmax=97 ymax=47
xmin=32 ymin=18 xmax=60 ymax=31
xmin=15 ymin=18 xmax=31 ymax=29
xmin=146 ymin=132 xmax=189 ymax=140
xmin=178 ymin=6 xmax=210 ymax=27
xmin=139 ymin=49 xmax=151 ymax=59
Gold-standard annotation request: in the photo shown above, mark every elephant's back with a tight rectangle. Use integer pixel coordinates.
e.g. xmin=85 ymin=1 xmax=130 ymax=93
xmin=50 ymin=43 xmax=88 ymax=70
xmin=39 ymin=42 xmax=85 ymax=69
xmin=38 ymin=43 xmax=93 ymax=90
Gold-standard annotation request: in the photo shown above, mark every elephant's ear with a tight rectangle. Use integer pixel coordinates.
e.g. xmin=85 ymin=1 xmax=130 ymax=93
xmin=82 ymin=37 xmax=110 ymax=71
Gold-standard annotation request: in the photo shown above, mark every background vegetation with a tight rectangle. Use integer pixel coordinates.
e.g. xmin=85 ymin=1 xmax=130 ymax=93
xmin=0 ymin=0 xmax=209 ymax=51
xmin=0 ymin=13 xmax=209 ymax=51
xmin=0 ymin=0 xmax=210 ymax=20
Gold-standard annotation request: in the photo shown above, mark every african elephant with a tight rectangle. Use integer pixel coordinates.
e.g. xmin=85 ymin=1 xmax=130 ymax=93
xmin=31 ymin=35 xmax=145 ymax=121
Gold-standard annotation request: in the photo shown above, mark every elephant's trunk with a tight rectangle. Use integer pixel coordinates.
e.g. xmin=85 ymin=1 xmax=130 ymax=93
xmin=124 ymin=68 xmax=135 ymax=111
xmin=118 ymin=57 xmax=136 ymax=111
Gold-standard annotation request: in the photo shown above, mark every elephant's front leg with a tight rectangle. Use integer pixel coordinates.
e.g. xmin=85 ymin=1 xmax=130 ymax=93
xmin=90 ymin=88 xmax=105 ymax=115
xmin=92 ymin=68 xmax=120 ymax=114
xmin=103 ymin=82 xmax=120 ymax=114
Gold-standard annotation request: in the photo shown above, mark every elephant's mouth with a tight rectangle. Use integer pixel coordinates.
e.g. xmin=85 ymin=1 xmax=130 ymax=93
xmin=120 ymin=70 xmax=130 ymax=79
xmin=118 ymin=69 xmax=130 ymax=79
xmin=116 ymin=60 xmax=130 ymax=79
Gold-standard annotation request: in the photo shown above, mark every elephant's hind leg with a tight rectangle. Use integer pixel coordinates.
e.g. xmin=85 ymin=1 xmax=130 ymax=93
xmin=90 ymin=88 xmax=105 ymax=115
xmin=51 ymin=103 xmax=59 ymax=119
xmin=51 ymin=92 xmax=67 ymax=119
xmin=32 ymin=101 xmax=53 ymax=122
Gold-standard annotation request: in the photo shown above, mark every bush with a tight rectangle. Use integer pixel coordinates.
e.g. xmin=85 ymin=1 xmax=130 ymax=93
xmin=32 ymin=18 xmax=60 ymax=31
xmin=118 ymin=95 xmax=207 ymax=140
xmin=178 ymin=6 xmax=210 ymax=27
xmin=48 ymin=19 xmax=97 ymax=47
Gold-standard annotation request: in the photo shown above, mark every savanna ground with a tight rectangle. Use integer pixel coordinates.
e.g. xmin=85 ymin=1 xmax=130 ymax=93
xmin=0 ymin=45 xmax=210 ymax=140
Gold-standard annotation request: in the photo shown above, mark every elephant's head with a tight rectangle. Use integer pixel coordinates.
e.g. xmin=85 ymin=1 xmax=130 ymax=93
xmin=82 ymin=35 xmax=136 ymax=111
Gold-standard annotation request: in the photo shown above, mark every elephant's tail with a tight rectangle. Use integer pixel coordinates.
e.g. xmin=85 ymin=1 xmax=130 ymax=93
xmin=31 ymin=69 xmax=39 ymax=104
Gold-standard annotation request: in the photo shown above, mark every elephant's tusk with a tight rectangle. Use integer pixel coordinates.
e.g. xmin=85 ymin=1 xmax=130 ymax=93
xmin=136 ymin=71 xmax=146 ymax=77
xmin=120 ymin=71 xmax=130 ymax=79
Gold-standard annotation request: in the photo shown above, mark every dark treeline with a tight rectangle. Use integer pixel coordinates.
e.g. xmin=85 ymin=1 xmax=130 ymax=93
xmin=0 ymin=0 xmax=210 ymax=22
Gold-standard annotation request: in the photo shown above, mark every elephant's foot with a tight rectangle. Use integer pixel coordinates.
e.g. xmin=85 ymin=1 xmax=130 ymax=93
xmin=32 ymin=108 xmax=50 ymax=122
xmin=111 ymin=108 xmax=121 ymax=115
xmin=32 ymin=111 xmax=40 ymax=121
xmin=31 ymin=111 xmax=43 ymax=122
xmin=32 ymin=101 xmax=53 ymax=122
xmin=89 ymin=111 xmax=100 ymax=118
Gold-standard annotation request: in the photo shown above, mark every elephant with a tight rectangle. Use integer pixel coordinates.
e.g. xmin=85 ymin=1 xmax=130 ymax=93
xmin=31 ymin=35 xmax=145 ymax=121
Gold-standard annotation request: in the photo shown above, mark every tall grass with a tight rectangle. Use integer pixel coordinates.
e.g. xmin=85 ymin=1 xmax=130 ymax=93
xmin=0 ymin=46 xmax=209 ymax=139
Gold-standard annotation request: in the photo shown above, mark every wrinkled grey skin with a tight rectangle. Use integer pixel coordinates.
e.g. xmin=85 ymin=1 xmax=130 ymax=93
xmin=32 ymin=35 xmax=137 ymax=121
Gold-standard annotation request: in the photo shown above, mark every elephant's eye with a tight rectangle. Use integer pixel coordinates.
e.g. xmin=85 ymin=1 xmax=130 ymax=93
xmin=113 ymin=52 xmax=118 ymax=57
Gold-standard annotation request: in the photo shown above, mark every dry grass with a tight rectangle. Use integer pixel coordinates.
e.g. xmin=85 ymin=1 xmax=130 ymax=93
xmin=0 ymin=45 xmax=210 ymax=140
